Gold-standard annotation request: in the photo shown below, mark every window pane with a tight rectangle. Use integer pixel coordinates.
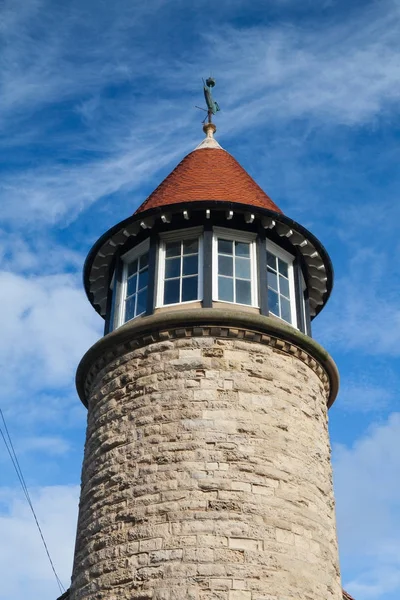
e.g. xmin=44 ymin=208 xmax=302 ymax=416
xmin=218 ymin=276 xmax=233 ymax=302
xmin=127 ymin=274 xmax=137 ymax=297
xmin=218 ymin=255 xmax=233 ymax=277
xmin=165 ymin=257 xmax=181 ymax=279
xmin=268 ymin=289 xmax=279 ymax=316
xmin=125 ymin=295 xmax=136 ymax=321
xmin=139 ymin=253 xmax=149 ymax=269
xmin=138 ymin=268 xmax=148 ymax=291
xmin=136 ymin=289 xmax=147 ymax=315
xmin=279 ymin=275 xmax=290 ymax=298
xmin=267 ymin=251 xmax=276 ymax=270
xmin=127 ymin=259 xmax=138 ymax=278
xmin=236 ymin=279 xmax=251 ymax=305
xmin=267 ymin=268 xmax=278 ymax=292
xmin=278 ymin=258 xmax=288 ymax=278
xmin=166 ymin=241 xmax=181 ymax=258
xmin=182 ymin=276 xmax=198 ymax=302
xmin=164 ymin=279 xmax=180 ymax=305
xmin=281 ymin=296 xmax=292 ymax=323
xmin=183 ymin=254 xmax=198 ymax=276
xmin=235 ymin=241 xmax=250 ymax=257
xmin=235 ymin=257 xmax=251 ymax=279
xmin=218 ymin=239 xmax=233 ymax=255
xmin=183 ymin=238 xmax=198 ymax=255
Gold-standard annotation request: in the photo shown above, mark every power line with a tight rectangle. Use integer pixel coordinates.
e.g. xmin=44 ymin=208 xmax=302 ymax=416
xmin=0 ymin=408 xmax=65 ymax=595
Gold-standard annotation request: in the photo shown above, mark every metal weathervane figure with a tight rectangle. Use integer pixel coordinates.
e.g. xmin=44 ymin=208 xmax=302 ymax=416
xmin=196 ymin=77 xmax=220 ymax=123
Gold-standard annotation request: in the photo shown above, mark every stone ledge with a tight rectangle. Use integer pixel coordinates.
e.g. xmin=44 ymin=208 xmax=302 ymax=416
xmin=76 ymin=309 xmax=339 ymax=408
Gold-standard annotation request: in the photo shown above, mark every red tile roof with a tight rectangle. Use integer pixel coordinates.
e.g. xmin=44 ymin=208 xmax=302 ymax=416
xmin=134 ymin=148 xmax=282 ymax=215
xmin=343 ymin=590 xmax=356 ymax=600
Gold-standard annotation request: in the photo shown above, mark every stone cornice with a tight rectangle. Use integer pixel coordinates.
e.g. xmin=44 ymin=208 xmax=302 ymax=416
xmin=76 ymin=309 xmax=339 ymax=408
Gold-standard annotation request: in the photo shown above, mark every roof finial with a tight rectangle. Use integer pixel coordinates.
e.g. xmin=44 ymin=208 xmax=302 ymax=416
xmin=203 ymin=121 xmax=217 ymax=138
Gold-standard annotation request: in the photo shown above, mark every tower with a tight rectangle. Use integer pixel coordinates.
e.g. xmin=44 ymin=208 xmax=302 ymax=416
xmin=68 ymin=120 xmax=342 ymax=600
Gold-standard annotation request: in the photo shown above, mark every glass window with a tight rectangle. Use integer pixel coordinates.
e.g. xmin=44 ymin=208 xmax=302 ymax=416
xmin=266 ymin=247 xmax=295 ymax=325
xmin=124 ymin=250 xmax=149 ymax=322
xmin=215 ymin=230 xmax=256 ymax=306
xmin=159 ymin=234 xmax=201 ymax=306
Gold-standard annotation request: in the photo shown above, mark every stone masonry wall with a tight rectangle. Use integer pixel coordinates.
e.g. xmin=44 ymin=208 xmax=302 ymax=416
xmin=70 ymin=335 xmax=342 ymax=600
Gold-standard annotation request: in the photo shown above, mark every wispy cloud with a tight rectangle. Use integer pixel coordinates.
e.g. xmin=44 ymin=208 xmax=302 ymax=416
xmin=17 ymin=436 xmax=71 ymax=456
xmin=0 ymin=270 xmax=101 ymax=400
xmin=0 ymin=231 xmax=84 ymax=274
xmin=0 ymin=140 xmax=185 ymax=226
xmin=316 ymin=247 xmax=400 ymax=356
xmin=334 ymin=412 xmax=400 ymax=599
xmin=337 ymin=381 xmax=394 ymax=414
xmin=0 ymin=485 xmax=79 ymax=599
xmin=1 ymin=0 xmax=400 ymax=228
xmin=196 ymin=0 xmax=400 ymax=127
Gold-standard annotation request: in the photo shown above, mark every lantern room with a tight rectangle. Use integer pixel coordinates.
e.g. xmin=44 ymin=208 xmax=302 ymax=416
xmin=83 ymin=123 xmax=332 ymax=338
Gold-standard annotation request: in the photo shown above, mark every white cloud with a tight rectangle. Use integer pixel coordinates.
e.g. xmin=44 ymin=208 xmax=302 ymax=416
xmin=17 ymin=436 xmax=71 ymax=456
xmin=0 ymin=231 xmax=84 ymax=274
xmin=0 ymin=0 xmax=166 ymax=127
xmin=0 ymin=485 xmax=79 ymax=600
xmin=0 ymin=140 xmax=185 ymax=226
xmin=316 ymin=247 xmax=400 ymax=356
xmin=334 ymin=412 xmax=400 ymax=599
xmin=1 ymin=1 xmax=400 ymax=228
xmin=337 ymin=381 xmax=393 ymax=414
xmin=0 ymin=270 xmax=101 ymax=401
xmin=185 ymin=0 xmax=400 ymax=131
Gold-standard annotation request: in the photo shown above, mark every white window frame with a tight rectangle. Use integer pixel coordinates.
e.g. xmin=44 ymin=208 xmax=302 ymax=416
xmin=266 ymin=239 xmax=297 ymax=328
xmin=156 ymin=226 xmax=203 ymax=308
xmin=113 ymin=238 xmax=150 ymax=329
xmin=212 ymin=227 xmax=258 ymax=307
xmin=300 ymin=270 xmax=308 ymax=334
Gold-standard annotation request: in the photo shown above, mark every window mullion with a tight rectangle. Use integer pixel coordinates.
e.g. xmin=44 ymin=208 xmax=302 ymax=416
xmin=293 ymin=257 xmax=305 ymax=333
xmin=257 ymin=233 xmax=267 ymax=314
xmin=203 ymin=224 xmax=213 ymax=308
xmin=146 ymin=233 xmax=158 ymax=316
xmin=304 ymin=288 xmax=312 ymax=336
xmin=276 ymin=267 xmax=282 ymax=319
xmin=134 ymin=262 xmax=140 ymax=318
xmin=105 ymin=253 xmax=122 ymax=335
xmin=232 ymin=243 xmax=236 ymax=303
xmin=179 ymin=244 xmax=183 ymax=303
xmin=116 ymin=260 xmax=127 ymax=328
xmin=251 ymin=239 xmax=257 ymax=308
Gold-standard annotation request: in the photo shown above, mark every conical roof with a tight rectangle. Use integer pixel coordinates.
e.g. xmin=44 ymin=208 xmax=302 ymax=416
xmin=135 ymin=137 xmax=282 ymax=215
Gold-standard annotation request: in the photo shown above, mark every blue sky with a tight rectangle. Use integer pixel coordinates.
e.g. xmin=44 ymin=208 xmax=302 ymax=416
xmin=0 ymin=0 xmax=400 ymax=598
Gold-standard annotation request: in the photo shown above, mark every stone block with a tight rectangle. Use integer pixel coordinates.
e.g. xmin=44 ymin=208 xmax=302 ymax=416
xmin=210 ymin=578 xmax=232 ymax=590
xmin=276 ymin=528 xmax=295 ymax=545
xmin=252 ymin=484 xmax=274 ymax=497
xmin=228 ymin=538 xmax=261 ymax=552
xmin=229 ymin=591 xmax=251 ymax=600
xmin=149 ymin=549 xmax=183 ymax=563
xmin=139 ymin=538 xmax=163 ymax=552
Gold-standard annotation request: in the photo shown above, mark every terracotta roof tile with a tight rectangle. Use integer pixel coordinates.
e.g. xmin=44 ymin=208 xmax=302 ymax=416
xmin=135 ymin=148 xmax=282 ymax=215
xmin=343 ymin=590 xmax=356 ymax=600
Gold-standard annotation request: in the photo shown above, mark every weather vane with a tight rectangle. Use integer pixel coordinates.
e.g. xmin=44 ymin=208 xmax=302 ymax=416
xmin=196 ymin=77 xmax=220 ymax=124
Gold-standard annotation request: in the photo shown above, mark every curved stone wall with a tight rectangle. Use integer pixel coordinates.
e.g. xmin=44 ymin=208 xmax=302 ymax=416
xmin=70 ymin=315 xmax=341 ymax=600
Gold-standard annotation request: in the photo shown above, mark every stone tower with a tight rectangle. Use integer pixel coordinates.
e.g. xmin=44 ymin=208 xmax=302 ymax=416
xmin=69 ymin=122 xmax=342 ymax=600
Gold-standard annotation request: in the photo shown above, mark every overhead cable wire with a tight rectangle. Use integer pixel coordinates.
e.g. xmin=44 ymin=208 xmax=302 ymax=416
xmin=0 ymin=408 xmax=65 ymax=594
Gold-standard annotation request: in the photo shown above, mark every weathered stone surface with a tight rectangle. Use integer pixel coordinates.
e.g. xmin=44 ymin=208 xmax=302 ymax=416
xmin=69 ymin=334 xmax=342 ymax=600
